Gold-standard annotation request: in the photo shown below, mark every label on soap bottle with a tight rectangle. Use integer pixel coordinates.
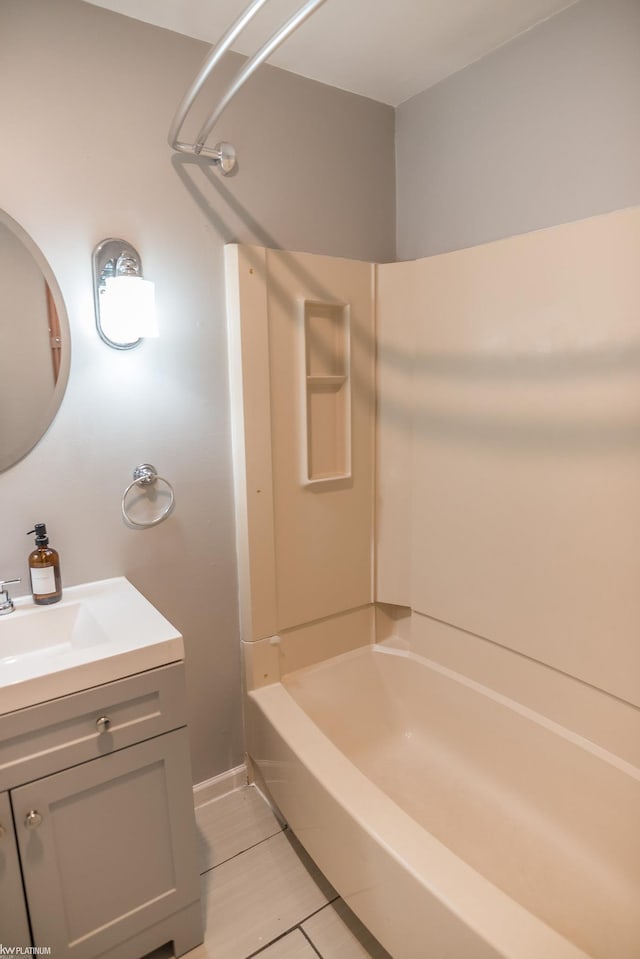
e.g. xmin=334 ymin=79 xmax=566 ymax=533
xmin=30 ymin=566 xmax=56 ymax=596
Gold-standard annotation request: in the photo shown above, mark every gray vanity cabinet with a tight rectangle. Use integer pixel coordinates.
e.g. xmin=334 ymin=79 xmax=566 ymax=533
xmin=14 ymin=729 xmax=199 ymax=958
xmin=0 ymin=663 xmax=203 ymax=959
xmin=0 ymin=789 xmax=32 ymax=947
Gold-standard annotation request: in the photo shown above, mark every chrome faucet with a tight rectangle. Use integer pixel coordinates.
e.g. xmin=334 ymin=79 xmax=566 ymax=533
xmin=0 ymin=579 xmax=21 ymax=615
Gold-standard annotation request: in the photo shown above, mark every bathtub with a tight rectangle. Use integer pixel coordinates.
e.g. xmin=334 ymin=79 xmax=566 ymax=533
xmin=245 ymin=643 xmax=640 ymax=959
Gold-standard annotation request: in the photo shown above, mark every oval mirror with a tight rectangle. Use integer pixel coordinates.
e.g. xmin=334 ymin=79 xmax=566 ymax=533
xmin=0 ymin=210 xmax=71 ymax=472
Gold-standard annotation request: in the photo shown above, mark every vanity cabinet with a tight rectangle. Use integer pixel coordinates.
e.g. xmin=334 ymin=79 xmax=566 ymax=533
xmin=0 ymin=789 xmax=32 ymax=947
xmin=0 ymin=663 xmax=202 ymax=959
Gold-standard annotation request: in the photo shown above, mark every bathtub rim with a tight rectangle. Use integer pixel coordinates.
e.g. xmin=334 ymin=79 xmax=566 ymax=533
xmin=282 ymin=642 xmax=640 ymax=781
xmin=248 ymin=653 xmax=593 ymax=959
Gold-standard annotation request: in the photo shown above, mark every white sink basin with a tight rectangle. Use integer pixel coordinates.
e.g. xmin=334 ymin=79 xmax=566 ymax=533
xmin=0 ymin=603 xmax=109 ymax=659
xmin=0 ymin=577 xmax=183 ymax=716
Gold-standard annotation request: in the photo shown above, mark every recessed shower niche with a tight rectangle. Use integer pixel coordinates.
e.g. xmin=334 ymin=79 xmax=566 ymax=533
xmin=225 ymin=244 xmax=374 ymax=634
xmin=302 ymin=299 xmax=351 ymax=485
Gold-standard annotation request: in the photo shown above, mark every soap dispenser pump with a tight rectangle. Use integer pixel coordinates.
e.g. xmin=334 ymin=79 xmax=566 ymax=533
xmin=27 ymin=523 xmax=62 ymax=605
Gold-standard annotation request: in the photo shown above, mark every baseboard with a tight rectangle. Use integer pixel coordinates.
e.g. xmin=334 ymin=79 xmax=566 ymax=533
xmin=193 ymin=763 xmax=248 ymax=807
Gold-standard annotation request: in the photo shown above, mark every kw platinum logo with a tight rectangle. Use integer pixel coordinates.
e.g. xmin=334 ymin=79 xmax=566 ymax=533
xmin=0 ymin=948 xmax=52 ymax=956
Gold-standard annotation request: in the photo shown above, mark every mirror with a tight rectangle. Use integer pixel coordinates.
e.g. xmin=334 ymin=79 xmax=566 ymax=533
xmin=0 ymin=210 xmax=70 ymax=472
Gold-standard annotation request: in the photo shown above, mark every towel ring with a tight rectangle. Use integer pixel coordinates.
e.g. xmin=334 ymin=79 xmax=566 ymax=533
xmin=122 ymin=464 xmax=175 ymax=529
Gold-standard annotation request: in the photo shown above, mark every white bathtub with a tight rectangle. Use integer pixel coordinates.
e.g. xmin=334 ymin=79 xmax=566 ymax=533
xmin=246 ymin=644 xmax=640 ymax=959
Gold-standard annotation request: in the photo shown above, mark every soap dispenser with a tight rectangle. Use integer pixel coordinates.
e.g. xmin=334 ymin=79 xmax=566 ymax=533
xmin=27 ymin=523 xmax=62 ymax=605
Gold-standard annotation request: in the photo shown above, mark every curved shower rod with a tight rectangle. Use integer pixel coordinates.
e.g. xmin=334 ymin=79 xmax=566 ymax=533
xmin=169 ymin=0 xmax=329 ymax=175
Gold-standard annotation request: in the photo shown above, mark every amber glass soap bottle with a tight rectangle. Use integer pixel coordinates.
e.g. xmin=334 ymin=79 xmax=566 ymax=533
xmin=27 ymin=523 xmax=62 ymax=605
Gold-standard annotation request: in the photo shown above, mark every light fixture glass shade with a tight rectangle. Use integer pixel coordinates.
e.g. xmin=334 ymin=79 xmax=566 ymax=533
xmin=99 ymin=276 xmax=158 ymax=347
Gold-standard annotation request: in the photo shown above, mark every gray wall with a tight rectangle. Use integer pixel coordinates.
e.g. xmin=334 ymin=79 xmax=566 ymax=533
xmin=396 ymin=0 xmax=640 ymax=260
xmin=0 ymin=0 xmax=395 ymax=784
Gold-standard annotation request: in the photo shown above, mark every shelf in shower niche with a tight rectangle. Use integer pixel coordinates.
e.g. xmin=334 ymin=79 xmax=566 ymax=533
xmin=302 ymin=472 xmax=351 ymax=488
xmin=306 ymin=375 xmax=347 ymax=389
xmin=301 ymin=299 xmax=352 ymax=487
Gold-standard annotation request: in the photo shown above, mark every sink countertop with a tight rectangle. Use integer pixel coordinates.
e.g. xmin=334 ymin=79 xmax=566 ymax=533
xmin=0 ymin=577 xmax=183 ymax=716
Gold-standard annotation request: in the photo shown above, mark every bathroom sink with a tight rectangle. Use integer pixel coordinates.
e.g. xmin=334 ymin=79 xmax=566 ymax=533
xmin=0 ymin=602 xmax=108 ymax=659
xmin=0 ymin=577 xmax=183 ymax=715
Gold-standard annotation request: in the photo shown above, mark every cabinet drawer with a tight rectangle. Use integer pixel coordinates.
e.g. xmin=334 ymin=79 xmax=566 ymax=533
xmin=0 ymin=663 xmax=187 ymax=791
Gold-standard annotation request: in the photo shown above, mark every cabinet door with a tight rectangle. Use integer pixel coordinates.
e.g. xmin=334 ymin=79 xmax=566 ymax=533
xmin=13 ymin=729 xmax=200 ymax=959
xmin=0 ymin=790 xmax=32 ymax=948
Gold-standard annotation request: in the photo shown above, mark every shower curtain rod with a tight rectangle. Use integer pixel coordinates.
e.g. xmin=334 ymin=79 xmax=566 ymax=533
xmin=168 ymin=0 xmax=329 ymax=175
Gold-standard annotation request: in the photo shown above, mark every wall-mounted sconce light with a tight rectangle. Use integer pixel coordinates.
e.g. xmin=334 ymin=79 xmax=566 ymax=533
xmin=92 ymin=238 xmax=158 ymax=350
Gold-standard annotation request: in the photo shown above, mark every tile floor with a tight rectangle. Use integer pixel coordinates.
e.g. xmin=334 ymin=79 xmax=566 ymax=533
xmin=153 ymin=784 xmax=391 ymax=959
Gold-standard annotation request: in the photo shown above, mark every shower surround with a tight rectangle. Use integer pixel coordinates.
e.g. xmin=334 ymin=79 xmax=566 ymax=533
xmin=226 ymin=206 xmax=640 ymax=959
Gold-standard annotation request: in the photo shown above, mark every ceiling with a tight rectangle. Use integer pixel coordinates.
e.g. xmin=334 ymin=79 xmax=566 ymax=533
xmin=85 ymin=0 xmax=579 ymax=106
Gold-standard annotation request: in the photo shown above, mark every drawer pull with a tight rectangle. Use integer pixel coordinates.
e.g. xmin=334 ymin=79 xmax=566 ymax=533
xmin=96 ymin=716 xmax=112 ymax=733
xmin=25 ymin=810 xmax=43 ymax=830
xmin=0 ymin=823 xmax=5 ymax=839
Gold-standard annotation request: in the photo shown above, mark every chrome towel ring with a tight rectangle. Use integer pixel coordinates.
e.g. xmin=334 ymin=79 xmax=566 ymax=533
xmin=122 ymin=464 xmax=175 ymax=529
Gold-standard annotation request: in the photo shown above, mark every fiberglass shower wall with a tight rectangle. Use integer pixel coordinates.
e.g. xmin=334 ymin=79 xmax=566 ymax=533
xmin=377 ymin=205 xmax=640 ymax=712
xmin=228 ymin=205 xmax=640 ymax=724
xmin=225 ymin=244 xmax=376 ymax=680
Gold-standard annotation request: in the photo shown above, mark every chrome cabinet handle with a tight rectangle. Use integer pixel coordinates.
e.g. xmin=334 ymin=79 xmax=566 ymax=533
xmin=25 ymin=810 xmax=43 ymax=830
xmin=96 ymin=716 xmax=112 ymax=733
